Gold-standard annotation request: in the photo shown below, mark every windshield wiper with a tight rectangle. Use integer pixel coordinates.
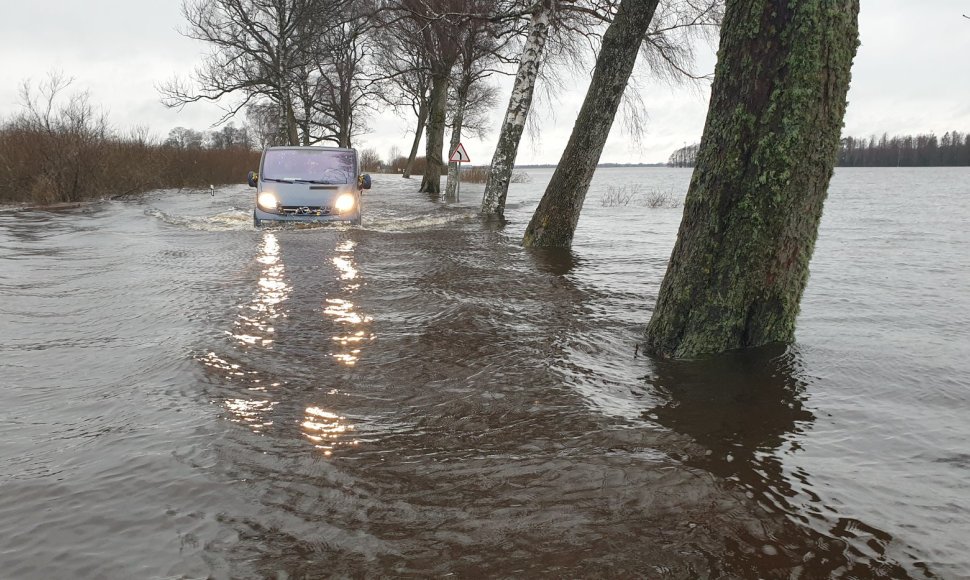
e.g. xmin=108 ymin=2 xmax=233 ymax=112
xmin=262 ymin=177 xmax=294 ymax=183
xmin=293 ymin=179 xmax=344 ymax=185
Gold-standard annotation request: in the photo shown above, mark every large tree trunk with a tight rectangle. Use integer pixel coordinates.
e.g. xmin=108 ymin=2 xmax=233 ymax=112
xmin=420 ymin=72 xmax=449 ymax=193
xmin=644 ymin=0 xmax=860 ymax=359
xmin=403 ymin=95 xmax=428 ymax=179
xmin=522 ymin=0 xmax=660 ymax=246
xmin=480 ymin=6 xmax=551 ymax=216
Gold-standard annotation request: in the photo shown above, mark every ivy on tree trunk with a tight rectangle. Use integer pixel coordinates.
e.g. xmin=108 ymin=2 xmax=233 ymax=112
xmin=645 ymin=0 xmax=861 ymax=359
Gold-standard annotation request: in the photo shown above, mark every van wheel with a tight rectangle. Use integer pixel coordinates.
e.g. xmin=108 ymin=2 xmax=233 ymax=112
xmin=253 ymin=211 xmax=262 ymax=228
xmin=351 ymin=214 xmax=361 ymax=226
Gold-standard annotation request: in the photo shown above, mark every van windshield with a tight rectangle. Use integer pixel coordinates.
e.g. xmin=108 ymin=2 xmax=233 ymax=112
xmin=262 ymin=149 xmax=357 ymax=184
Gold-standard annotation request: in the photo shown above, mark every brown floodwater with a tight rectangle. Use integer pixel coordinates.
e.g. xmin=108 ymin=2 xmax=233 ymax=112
xmin=0 ymin=167 xmax=967 ymax=578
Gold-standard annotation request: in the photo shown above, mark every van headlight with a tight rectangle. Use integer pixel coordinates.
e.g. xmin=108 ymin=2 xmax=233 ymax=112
xmin=334 ymin=193 xmax=355 ymax=213
xmin=257 ymin=192 xmax=278 ymax=210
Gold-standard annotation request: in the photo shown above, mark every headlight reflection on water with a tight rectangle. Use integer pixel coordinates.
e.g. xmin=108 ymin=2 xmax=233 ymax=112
xmin=324 ymin=240 xmax=374 ymax=367
xmin=225 ymin=398 xmax=278 ymax=433
xmin=233 ymin=232 xmax=290 ymax=348
xmin=302 ymin=406 xmax=358 ymax=456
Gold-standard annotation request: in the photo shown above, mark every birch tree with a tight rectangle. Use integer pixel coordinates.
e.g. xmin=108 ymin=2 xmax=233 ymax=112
xmin=521 ymin=0 xmax=721 ymax=242
xmin=480 ymin=1 xmax=554 ymax=214
xmin=481 ymin=0 xmax=719 ymax=217
xmin=644 ymin=0 xmax=860 ymax=358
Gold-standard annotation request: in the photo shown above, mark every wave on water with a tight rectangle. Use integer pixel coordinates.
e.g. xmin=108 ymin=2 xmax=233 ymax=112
xmin=145 ymin=207 xmax=254 ymax=231
xmin=144 ymin=204 xmax=476 ymax=234
xmin=360 ymin=211 xmax=475 ymax=233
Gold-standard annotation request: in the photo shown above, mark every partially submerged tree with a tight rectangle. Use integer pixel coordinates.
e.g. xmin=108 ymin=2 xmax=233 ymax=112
xmin=383 ymin=0 xmax=468 ymax=193
xmin=522 ymin=0 xmax=663 ymax=246
xmin=482 ymin=0 xmax=721 ymax=217
xmin=644 ymin=0 xmax=861 ymax=358
xmin=480 ymin=1 xmax=555 ymax=214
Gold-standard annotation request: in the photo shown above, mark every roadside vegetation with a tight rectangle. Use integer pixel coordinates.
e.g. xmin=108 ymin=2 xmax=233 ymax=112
xmin=0 ymin=74 xmax=258 ymax=206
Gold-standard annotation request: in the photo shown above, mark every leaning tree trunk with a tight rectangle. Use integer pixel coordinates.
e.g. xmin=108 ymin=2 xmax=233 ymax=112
xmin=644 ymin=0 xmax=860 ymax=359
xmin=480 ymin=5 xmax=552 ymax=216
xmin=420 ymin=73 xmax=449 ymax=193
xmin=403 ymin=96 xmax=428 ymax=178
xmin=522 ymin=0 xmax=660 ymax=246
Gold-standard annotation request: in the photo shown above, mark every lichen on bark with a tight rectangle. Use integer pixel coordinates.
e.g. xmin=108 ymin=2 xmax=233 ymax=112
xmin=644 ymin=0 xmax=861 ymax=359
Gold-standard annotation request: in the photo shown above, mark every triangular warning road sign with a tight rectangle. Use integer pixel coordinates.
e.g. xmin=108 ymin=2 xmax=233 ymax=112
xmin=449 ymin=143 xmax=471 ymax=163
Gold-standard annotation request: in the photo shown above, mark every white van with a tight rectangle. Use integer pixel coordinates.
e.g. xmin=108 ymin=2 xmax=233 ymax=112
xmin=248 ymin=146 xmax=372 ymax=226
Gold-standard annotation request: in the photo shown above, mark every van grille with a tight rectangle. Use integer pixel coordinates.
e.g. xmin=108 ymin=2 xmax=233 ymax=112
xmin=279 ymin=206 xmax=333 ymax=216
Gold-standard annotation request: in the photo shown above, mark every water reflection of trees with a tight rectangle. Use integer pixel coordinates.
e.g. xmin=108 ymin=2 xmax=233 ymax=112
xmin=645 ymin=345 xmax=913 ymax=578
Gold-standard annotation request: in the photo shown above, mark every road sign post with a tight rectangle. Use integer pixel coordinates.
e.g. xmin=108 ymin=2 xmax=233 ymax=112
xmin=449 ymin=143 xmax=471 ymax=202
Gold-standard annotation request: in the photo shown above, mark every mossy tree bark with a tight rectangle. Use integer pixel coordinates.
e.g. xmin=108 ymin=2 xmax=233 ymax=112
xmin=522 ymin=0 xmax=661 ymax=247
xmin=644 ymin=0 xmax=860 ymax=359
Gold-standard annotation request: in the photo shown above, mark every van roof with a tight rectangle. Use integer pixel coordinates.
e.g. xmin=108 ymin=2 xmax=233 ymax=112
xmin=264 ymin=146 xmax=357 ymax=153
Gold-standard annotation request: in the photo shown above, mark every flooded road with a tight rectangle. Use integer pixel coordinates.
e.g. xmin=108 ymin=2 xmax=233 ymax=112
xmin=1 ymin=167 xmax=968 ymax=578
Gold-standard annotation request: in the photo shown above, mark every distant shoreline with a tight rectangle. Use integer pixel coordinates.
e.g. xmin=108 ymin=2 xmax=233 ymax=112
xmin=515 ymin=163 xmax=668 ymax=169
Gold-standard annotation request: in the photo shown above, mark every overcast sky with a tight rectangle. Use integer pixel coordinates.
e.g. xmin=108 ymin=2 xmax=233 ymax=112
xmin=2 ymin=1 xmax=968 ymax=164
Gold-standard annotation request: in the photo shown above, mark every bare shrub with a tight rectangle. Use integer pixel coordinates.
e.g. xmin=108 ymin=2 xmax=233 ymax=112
xmin=454 ymin=166 xmax=530 ymax=184
xmin=387 ymin=155 xmax=409 ymax=174
xmin=0 ymin=75 xmax=260 ymax=205
xmin=510 ymin=171 xmax=531 ymax=184
xmin=644 ymin=189 xmax=679 ymax=208
xmin=600 ymin=184 xmax=681 ymax=208
xmin=459 ymin=165 xmax=488 ymax=183
xmin=359 ymin=148 xmax=382 ymax=173
xmin=601 ymin=184 xmax=642 ymax=206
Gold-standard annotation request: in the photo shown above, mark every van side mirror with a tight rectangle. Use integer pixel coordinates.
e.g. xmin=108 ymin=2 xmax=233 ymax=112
xmin=247 ymin=171 xmax=258 ymax=187
xmin=359 ymin=174 xmax=372 ymax=190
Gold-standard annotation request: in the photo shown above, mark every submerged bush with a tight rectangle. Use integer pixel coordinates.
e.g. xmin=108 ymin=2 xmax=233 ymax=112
xmin=601 ymin=184 xmax=681 ymax=208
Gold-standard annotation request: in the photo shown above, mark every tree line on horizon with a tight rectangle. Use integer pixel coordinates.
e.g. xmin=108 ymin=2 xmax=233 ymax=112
xmin=668 ymin=130 xmax=970 ymax=168
xmin=838 ymin=132 xmax=970 ymax=167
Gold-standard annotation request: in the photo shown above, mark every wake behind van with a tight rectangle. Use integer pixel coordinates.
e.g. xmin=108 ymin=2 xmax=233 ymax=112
xmin=248 ymin=146 xmax=371 ymax=226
